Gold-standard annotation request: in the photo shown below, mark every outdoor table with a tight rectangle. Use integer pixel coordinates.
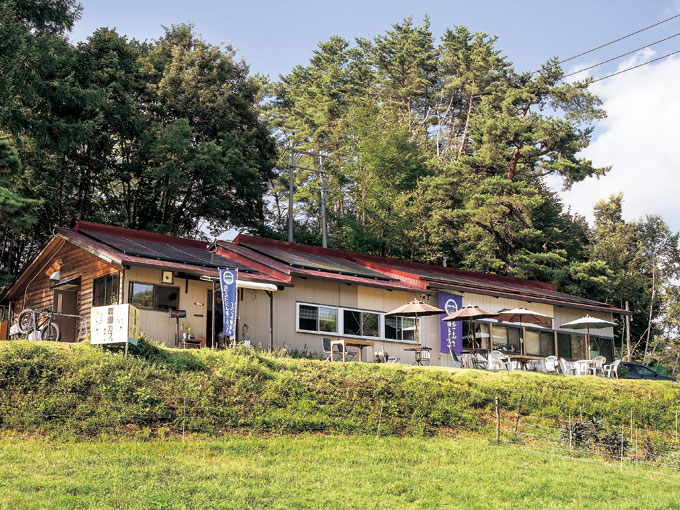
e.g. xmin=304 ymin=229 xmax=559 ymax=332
xmin=329 ymin=338 xmax=375 ymax=363
xmin=505 ymin=354 xmax=543 ymax=371
xmin=574 ymin=359 xmax=595 ymax=376
xmin=404 ymin=346 xmax=432 ymax=366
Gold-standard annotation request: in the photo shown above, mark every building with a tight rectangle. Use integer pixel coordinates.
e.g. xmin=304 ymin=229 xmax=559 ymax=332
xmin=0 ymin=222 xmax=628 ymax=364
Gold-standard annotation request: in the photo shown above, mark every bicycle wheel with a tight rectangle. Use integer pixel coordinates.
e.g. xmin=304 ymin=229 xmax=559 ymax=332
xmin=40 ymin=322 xmax=60 ymax=342
xmin=17 ymin=309 xmax=34 ymax=334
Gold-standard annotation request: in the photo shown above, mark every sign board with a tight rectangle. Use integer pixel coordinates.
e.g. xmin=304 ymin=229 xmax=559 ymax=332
xmin=91 ymin=304 xmax=139 ymax=346
xmin=219 ymin=269 xmax=238 ymax=338
xmin=439 ymin=292 xmax=462 ymax=355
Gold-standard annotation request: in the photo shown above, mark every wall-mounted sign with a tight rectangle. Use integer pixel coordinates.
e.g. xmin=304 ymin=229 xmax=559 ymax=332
xmin=91 ymin=304 xmax=140 ymax=347
xmin=162 ymin=270 xmax=173 ymax=284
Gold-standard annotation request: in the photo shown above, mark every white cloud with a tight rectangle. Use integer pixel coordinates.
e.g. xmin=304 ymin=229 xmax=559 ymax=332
xmin=552 ymin=50 xmax=680 ymax=232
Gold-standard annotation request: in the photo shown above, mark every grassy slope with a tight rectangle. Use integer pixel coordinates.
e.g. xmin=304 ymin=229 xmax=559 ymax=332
xmin=1 ymin=435 xmax=679 ymax=509
xmin=0 ymin=340 xmax=678 ymax=437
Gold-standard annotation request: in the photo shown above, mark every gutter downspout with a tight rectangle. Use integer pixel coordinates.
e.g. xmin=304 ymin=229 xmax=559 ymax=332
xmin=266 ymin=290 xmax=274 ymax=352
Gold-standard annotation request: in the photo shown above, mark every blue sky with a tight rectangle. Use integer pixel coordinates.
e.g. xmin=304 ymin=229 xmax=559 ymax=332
xmin=71 ymin=1 xmax=680 ymax=232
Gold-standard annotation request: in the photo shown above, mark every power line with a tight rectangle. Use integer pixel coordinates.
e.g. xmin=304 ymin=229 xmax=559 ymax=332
xmin=564 ymin=31 xmax=680 ymax=78
xmin=590 ymin=48 xmax=680 ymax=83
xmin=558 ymin=12 xmax=680 ymax=66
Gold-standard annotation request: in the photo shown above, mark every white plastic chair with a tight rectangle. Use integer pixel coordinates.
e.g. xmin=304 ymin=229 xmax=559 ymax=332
xmin=604 ymin=359 xmax=621 ymax=378
xmin=559 ymin=358 xmax=577 ymax=376
xmin=544 ymin=355 xmax=559 ymax=373
xmin=419 ymin=350 xmax=431 ymax=365
xmin=488 ymin=351 xmax=510 ymax=370
xmin=591 ymin=356 xmax=607 ymax=376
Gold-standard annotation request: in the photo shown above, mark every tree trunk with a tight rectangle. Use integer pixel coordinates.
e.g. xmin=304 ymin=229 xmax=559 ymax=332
xmin=457 ymin=93 xmax=474 ymax=160
xmin=643 ymin=264 xmax=656 ymax=364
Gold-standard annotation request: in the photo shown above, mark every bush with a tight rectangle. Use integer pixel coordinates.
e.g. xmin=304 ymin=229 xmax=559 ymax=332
xmin=0 ymin=340 xmax=678 ymax=438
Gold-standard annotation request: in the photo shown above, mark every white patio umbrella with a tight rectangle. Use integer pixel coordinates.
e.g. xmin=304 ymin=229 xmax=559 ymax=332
xmin=386 ymin=298 xmax=445 ymax=360
xmin=495 ymin=307 xmax=553 ymax=356
xmin=559 ymin=315 xmax=617 ymax=360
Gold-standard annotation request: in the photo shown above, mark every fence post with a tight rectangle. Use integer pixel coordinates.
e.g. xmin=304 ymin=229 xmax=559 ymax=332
xmin=630 ymin=408 xmax=633 ymax=446
xmin=182 ymin=396 xmax=186 ymax=441
xmin=514 ymin=392 xmax=523 ymax=435
xmin=620 ymin=424 xmax=624 ymax=472
xmin=569 ymin=414 xmax=572 ymax=450
xmin=377 ymin=400 xmax=383 ymax=438
xmin=635 ymin=424 xmax=638 ymax=463
xmin=495 ymin=396 xmax=500 ymax=445
xmin=675 ymin=409 xmax=678 ymax=442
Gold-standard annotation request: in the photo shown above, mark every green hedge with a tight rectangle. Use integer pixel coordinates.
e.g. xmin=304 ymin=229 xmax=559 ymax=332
xmin=0 ymin=339 xmax=677 ymax=437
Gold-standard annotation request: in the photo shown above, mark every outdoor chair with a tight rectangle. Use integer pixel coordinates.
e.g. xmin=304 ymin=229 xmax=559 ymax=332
xmin=604 ymin=359 xmax=621 ymax=378
xmin=544 ymin=355 xmax=559 ymax=373
xmin=322 ymin=338 xmax=356 ymax=362
xmin=488 ymin=351 xmax=510 ymax=370
xmin=591 ymin=355 xmax=607 ymax=376
xmin=559 ymin=358 xmax=577 ymax=376
xmin=473 ymin=352 xmax=488 ymax=369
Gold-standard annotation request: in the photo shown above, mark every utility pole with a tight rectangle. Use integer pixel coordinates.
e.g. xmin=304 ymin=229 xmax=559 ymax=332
xmin=319 ymin=155 xmax=327 ymax=248
xmin=286 ymin=147 xmax=330 ymax=248
xmin=625 ymin=301 xmax=631 ymax=361
xmin=288 ymin=150 xmax=294 ymax=243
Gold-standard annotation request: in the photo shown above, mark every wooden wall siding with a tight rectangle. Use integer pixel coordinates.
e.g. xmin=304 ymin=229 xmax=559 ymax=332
xmin=12 ymin=241 xmax=121 ymax=341
xmin=123 ymin=266 xmax=213 ymax=346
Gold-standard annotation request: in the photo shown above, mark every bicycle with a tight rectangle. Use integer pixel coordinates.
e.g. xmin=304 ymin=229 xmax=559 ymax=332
xmin=16 ymin=308 xmax=61 ymax=342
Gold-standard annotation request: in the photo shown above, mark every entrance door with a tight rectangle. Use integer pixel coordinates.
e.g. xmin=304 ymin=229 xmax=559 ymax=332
xmin=53 ymin=290 xmax=78 ymax=342
xmin=206 ymin=289 xmax=223 ymax=348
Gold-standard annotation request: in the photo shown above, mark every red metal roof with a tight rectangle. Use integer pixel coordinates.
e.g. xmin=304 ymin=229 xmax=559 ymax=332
xmin=232 ymin=234 xmax=628 ymax=314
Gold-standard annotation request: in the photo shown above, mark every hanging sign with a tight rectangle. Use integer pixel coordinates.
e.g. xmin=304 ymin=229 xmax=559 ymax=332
xmin=439 ymin=292 xmax=462 ymax=355
xmin=219 ymin=268 xmax=238 ymax=338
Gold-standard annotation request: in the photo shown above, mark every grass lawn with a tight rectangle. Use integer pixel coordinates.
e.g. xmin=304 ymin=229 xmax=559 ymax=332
xmin=0 ymin=435 xmax=678 ymax=509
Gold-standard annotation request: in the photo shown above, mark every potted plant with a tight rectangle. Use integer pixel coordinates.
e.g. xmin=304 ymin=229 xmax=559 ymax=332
xmin=181 ymin=320 xmax=193 ymax=340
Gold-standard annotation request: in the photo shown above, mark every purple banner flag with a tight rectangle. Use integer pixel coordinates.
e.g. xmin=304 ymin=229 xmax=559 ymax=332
xmin=219 ymin=268 xmax=238 ymax=337
xmin=439 ymin=292 xmax=462 ymax=355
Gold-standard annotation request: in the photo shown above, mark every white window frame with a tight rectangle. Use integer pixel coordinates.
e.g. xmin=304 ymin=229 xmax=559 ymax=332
xmin=295 ymin=301 xmax=420 ymax=344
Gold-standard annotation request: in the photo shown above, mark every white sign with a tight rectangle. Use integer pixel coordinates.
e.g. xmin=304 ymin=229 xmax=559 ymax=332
xmin=91 ymin=304 xmax=139 ymax=345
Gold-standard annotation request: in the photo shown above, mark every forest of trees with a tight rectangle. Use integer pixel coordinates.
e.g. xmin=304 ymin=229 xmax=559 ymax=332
xmin=1 ymin=1 xmax=678 ymax=370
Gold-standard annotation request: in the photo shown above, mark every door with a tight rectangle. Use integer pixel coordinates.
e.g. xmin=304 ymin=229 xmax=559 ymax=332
xmin=53 ymin=290 xmax=78 ymax=342
xmin=206 ymin=289 xmax=223 ymax=348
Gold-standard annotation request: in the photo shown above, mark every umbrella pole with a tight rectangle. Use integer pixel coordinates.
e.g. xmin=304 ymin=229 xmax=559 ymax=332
xmin=587 ymin=325 xmax=591 ymax=360
xmin=470 ymin=317 xmax=475 ymax=353
xmin=415 ymin=312 xmax=420 ymax=364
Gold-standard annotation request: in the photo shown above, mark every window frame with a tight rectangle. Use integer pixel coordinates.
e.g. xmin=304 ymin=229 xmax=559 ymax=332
xmin=295 ymin=302 xmax=420 ymax=343
xmin=92 ymin=273 xmax=120 ymax=308
xmin=128 ymin=281 xmax=180 ymax=311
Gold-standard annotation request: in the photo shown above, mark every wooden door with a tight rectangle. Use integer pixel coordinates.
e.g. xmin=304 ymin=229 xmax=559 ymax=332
xmin=53 ymin=290 xmax=78 ymax=342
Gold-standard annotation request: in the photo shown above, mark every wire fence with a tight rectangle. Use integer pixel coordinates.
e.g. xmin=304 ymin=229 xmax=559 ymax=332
xmin=495 ymin=402 xmax=680 ymax=478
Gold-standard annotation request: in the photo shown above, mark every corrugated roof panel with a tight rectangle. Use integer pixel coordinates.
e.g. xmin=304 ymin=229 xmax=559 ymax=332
xmin=240 ymin=243 xmax=393 ymax=281
xmin=79 ymin=229 xmax=255 ymax=272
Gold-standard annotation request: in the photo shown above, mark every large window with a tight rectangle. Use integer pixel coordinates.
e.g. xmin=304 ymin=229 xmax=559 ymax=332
xmin=385 ymin=316 xmax=416 ymax=341
xmin=297 ymin=303 xmax=415 ymax=342
xmin=590 ymin=336 xmax=614 ymax=362
xmin=557 ymin=333 xmax=572 ymax=358
xmin=462 ymin=321 xmax=490 ymax=351
xmin=571 ymin=334 xmax=586 ymax=360
xmin=343 ymin=310 xmax=380 ymax=337
xmin=129 ymin=282 xmax=179 ymax=311
xmin=525 ymin=329 xmax=555 ymax=356
xmin=93 ymin=273 xmax=119 ymax=307
xmin=298 ymin=304 xmax=338 ymax=333
xmin=492 ymin=326 xmax=521 ymax=353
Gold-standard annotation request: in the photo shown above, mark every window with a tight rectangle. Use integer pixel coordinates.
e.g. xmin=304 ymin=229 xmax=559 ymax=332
xmin=462 ymin=321 xmax=490 ymax=351
xmin=571 ymin=334 xmax=586 ymax=360
xmin=93 ymin=273 xmax=119 ymax=307
xmin=298 ymin=304 xmax=338 ymax=333
xmin=590 ymin=336 xmax=614 ymax=362
xmin=557 ymin=333 xmax=571 ymax=358
xmin=129 ymin=282 xmax=179 ymax=311
xmin=343 ymin=310 xmax=380 ymax=337
xmin=525 ymin=330 xmax=540 ymax=356
xmin=296 ymin=302 xmax=415 ymax=342
xmin=385 ymin=316 xmax=416 ymax=341
xmin=540 ymin=331 xmax=555 ymax=356
xmin=524 ymin=330 xmax=555 ymax=356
